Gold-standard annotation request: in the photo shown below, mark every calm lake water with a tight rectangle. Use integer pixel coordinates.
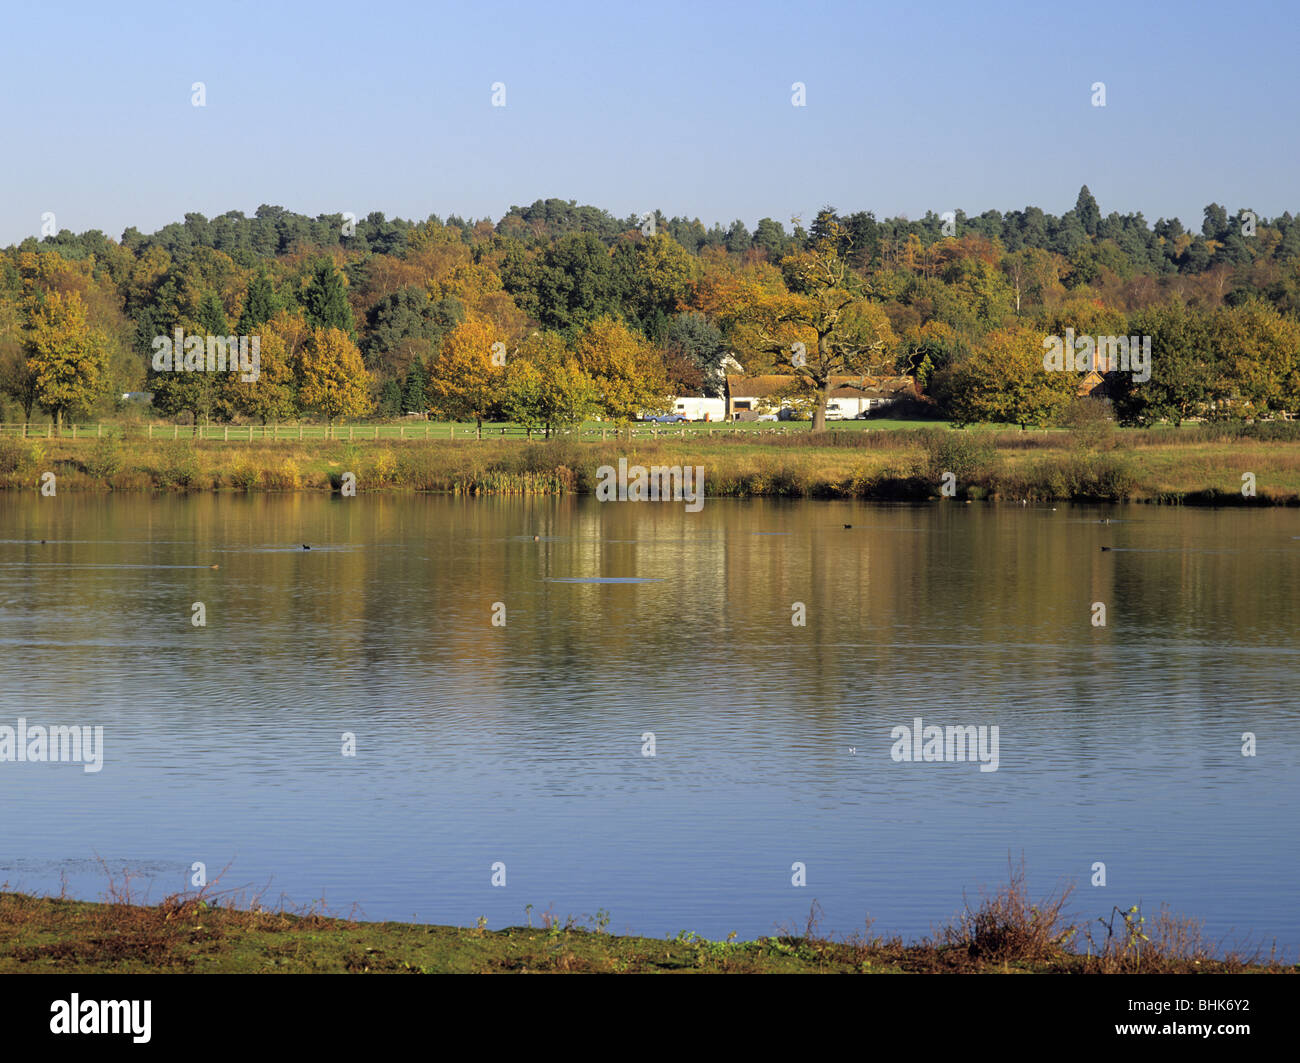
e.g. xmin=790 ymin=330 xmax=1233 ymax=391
xmin=1 ymin=493 xmax=1297 ymax=950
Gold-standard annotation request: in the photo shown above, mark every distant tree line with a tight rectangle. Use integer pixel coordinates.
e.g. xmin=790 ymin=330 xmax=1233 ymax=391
xmin=1 ymin=187 xmax=1298 ymax=431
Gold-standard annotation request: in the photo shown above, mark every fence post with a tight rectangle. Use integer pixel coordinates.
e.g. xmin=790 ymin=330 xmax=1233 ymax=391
xmin=224 ymin=425 xmax=228 ymax=442
xmin=148 ymin=425 xmax=152 ymax=440
xmin=72 ymin=425 xmax=77 ymax=440
xmin=349 ymin=426 xmax=353 ymax=442
xmin=174 ymin=425 xmax=179 ymax=440
xmin=299 ymin=425 xmax=303 ymax=440
xmin=450 ymin=424 xmax=454 ymax=440
xmin=98 ymin=424 xmax=102 ymax=438
xmin=374 ymin=426 xmax=378 ymax=441
xmin=400 ymin=426 xmax=404 ymax=440
xmin=426 ymin=425 xmax=430 ymax=439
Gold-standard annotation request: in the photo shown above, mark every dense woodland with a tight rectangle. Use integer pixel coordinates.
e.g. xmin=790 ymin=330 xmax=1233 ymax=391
xmin=3 ymin=186 xmax=1299 ymax=432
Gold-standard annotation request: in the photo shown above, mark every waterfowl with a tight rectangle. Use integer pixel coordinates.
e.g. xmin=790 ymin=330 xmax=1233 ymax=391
xmin=210 ymin=564 xmax=219 ymax=569
xmin=1101 ymin=546 xmax=1112 ymax=552
xmin=533 ymin=535 xmax=540 ymax=541
xmin=843 ymin=524 xmax=852 ymax=529
xmin=302 ymin=544 xmax=311 ymax=550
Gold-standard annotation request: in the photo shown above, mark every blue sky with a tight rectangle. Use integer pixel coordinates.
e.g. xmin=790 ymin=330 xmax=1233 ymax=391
xmin=2 ymin=0 xmax=1297 ymax=246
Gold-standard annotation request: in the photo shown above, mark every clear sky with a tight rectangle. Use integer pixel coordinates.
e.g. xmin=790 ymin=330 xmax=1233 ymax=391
xmin=2 ymin=0 xmax=1297 ymax=246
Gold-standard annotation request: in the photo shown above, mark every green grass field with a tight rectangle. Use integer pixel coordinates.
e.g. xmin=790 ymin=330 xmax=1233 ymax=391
xmin=0 ymin=417 xmax=966 ymax=442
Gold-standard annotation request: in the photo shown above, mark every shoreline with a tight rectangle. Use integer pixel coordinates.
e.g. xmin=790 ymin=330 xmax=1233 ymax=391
xmin=2 ymin=433 xmax=1298 ymax=505
xmin=1 ymin=888 xmax=1291 ymax=975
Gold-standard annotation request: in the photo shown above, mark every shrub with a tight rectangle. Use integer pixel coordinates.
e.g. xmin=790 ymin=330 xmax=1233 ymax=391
xmin=155 ymin=444 xmax=201 ymax=489
xmin=914 ymin=429 xmax=999 ymax=488
xmin=1056 ymin=397 xmax=1116 ymax=451
xmin=940 ymin=861 xmax=1076 ymax=965
xmin=362 ymin=450 xmax=397 ymax=485
xmin=1007 ymin=453 xmax=1139 ymax=501
xmin=0 ymin=435 xmax=42 ymax=475
xmin=228 ymin=461 xmax=260 ymax=490
xmin=261 ymin=459 xmax=300 ymax=490
xmin=83 ymin=436 xmax=124 ymax=481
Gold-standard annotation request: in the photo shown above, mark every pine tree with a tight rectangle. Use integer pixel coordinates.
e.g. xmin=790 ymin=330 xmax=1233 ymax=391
xmin=238 ymin=269 xmax=279 ymax=332
xmin=302 ymin=259 xmax=354 ymax=335
xmin=401 ymin=358 xmax=428 ymax=414
xmin=196 ymin=290 xmax=228 ymax=335
xmin=1075 ymin=186 xmax=1101 ymax=237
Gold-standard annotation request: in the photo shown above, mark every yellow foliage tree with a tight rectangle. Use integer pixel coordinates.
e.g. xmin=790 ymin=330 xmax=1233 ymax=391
xmin=700 ymin=223 xmax=896 ymax=428
xmin=296 ymin=326 xmax=370 ymax=432
xmin=220 ymin=328 xmax=298 ymax=425
xmin=25 ymin=290 xmax=107 ymax=430
xmin=426 ymin=315 xmax=505 ymax=438
xmin=940 ymin=324 xmax=1077 ymax=428
xmin=572 ymin=315 xmax=670 ymax=429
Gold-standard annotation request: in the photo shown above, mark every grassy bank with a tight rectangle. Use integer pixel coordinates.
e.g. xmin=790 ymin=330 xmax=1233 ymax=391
xmin=2 ymin=423 xmax=1299 ymax=503
xmin=1 ymin=869 xmax=1291 ymax=974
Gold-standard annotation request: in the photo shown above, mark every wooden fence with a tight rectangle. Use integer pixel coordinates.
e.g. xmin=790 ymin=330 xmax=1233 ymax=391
xmin=0 ymin=422 xmax=791 ymax=442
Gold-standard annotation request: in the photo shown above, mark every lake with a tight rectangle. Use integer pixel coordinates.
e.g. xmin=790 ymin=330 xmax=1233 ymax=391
xmin=0 ymin=493 xmax=1296 ymax=950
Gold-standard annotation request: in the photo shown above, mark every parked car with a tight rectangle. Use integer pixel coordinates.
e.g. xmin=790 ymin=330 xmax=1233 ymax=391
xmin=756 ymin=413 xmax=779 ymax=422
xmin=825 ymin=403 xmax=847 ymax=421
xmin=645 ymin=413 xmax=687 ymax=423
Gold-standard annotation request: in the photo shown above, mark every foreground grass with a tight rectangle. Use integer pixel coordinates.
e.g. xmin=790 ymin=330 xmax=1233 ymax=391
xmin=1 ymin=871 xmax=1293 ymax=974
xmin=2 ymin=423 xmax=1299 ymax=503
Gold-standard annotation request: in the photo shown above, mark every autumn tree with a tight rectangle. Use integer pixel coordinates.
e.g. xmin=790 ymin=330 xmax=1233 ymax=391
xmin=25 ymin=290 xmax=107 ymax=430
xmin=501 ymin=331 xmax=599 ymax=438
xmin=707 ymin=219 xmax=896 ymax=429
xmin=296 ymin=327 xmax=371 ymax=432
xmin=220 ymin=328 xmax=298 ymax=424
xmin=1001 ymin=247 xmax=1066 ymax=315
xmin=426 ymin=315 xmax=505 ymax=438
xmin=935 ymin=324 xmax=1077 ymax=428
xmin=572 ymin=315 xmax=670 ymax=430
